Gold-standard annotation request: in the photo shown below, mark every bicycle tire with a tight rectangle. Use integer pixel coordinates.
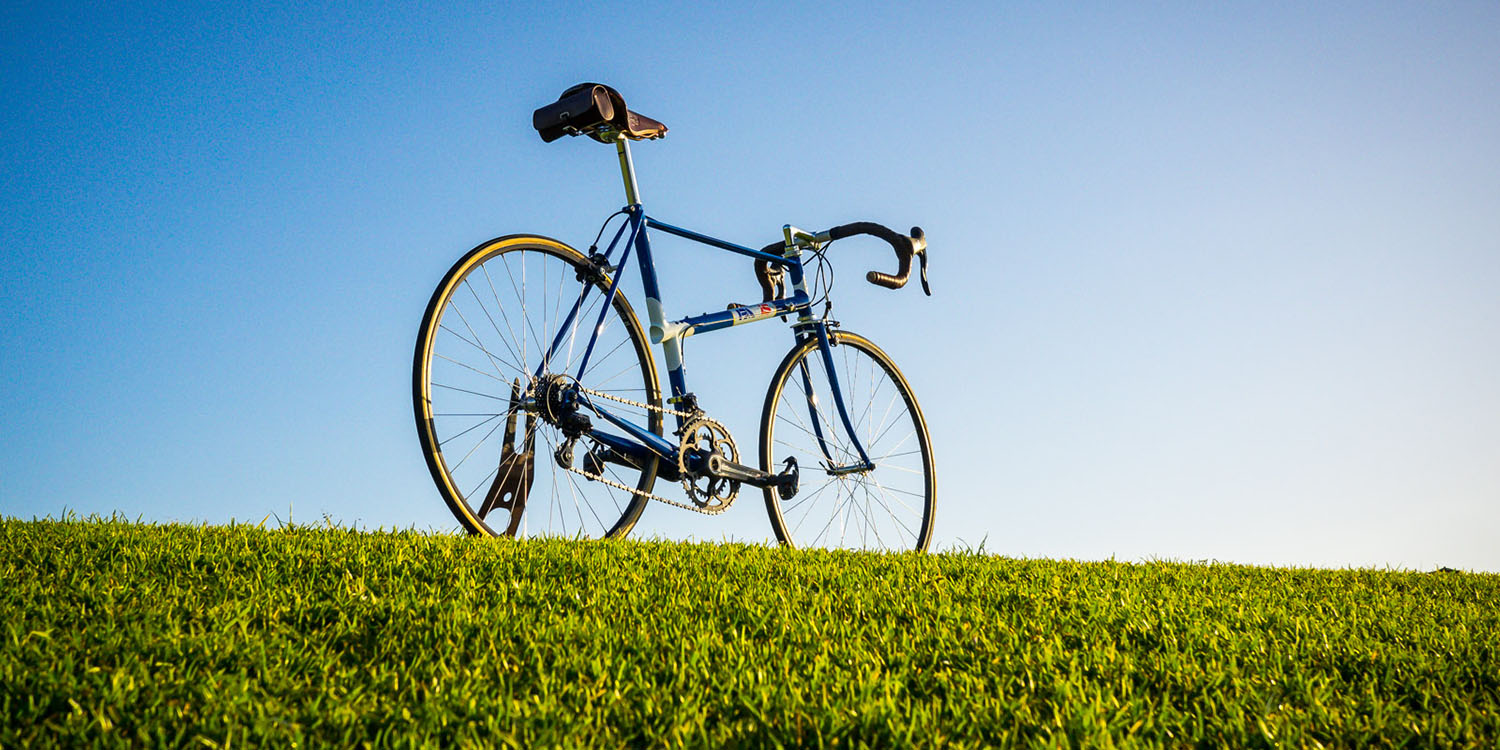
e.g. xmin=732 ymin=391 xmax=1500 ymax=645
xmin=414 ymin=234 xmax=662 ymax=538
xmin=759 ymin=330 xmax=935 ymax=551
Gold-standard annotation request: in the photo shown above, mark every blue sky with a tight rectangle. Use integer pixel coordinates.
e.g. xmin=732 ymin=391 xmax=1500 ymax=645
xmin=4 ymin=1 xmax=1497 ymax=570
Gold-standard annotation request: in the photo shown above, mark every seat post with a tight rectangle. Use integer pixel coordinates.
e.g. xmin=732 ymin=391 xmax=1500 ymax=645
xmin=615 ymin=135 xmax=642 ymax=206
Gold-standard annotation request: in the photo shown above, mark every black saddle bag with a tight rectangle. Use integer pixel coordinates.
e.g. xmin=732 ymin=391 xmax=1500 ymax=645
xmin=533 ymin=84 xmax=615 ymax=143
xmin=533 ymin=83 xmax=667 ymax=143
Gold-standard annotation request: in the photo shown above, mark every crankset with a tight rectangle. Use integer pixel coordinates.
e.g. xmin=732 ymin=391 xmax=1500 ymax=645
xmin=677 ymin=417 xmax=740 ymax=510
xmin=676 ymin=417 xmax=799 ymax=505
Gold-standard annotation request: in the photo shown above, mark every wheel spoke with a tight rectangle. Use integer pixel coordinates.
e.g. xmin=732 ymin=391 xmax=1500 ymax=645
xmin=449 ymin=416 xmax=507 ymax=473
xmin=480 ymin=264 xmax=526 ymax=368
xmin=438 ymin=323 xmax=525 ymax=380
xmin=431 ymin=382 xmax=511 ymax=402
xmin=500 ymin=252 xmax=548 ymax=366
xmin=465 ymin=462 xmax=501 ymax=506
xmin=434 ymin=351 xmax=516 ymax=386
xmin=437 ymin=412 xmax=504 ymax=448
xmin=782 ymin=475 xmax=840 ymax=516
xmin=864 ymin=475 xmax=919 ymax=541
xmin=449 ymin=292 xmax=511 ymax=381
xmin=464 ymin=279 xmax=524 ymax=376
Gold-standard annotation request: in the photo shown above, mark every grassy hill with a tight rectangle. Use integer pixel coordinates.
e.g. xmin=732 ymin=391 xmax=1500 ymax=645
xmin=3 ymin=518 xmax=1496 ymax=747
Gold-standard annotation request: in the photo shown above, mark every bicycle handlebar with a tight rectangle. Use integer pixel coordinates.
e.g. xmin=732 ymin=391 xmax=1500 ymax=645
xmin=823 ymin=222 xmax=931 ymax=296
xmin=754 ymin=221 xmax=932 ymax=303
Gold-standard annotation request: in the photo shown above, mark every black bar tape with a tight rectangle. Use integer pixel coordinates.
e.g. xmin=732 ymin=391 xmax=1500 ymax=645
xmin=827 ymin=222 xmax=903 ymax=246
xmin=824 ymin=222 xmax=915 ymax=290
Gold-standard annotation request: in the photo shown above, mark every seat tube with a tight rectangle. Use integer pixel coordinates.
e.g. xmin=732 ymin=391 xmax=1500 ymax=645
xmin=632 ymin=216 xmax=690 ymax=410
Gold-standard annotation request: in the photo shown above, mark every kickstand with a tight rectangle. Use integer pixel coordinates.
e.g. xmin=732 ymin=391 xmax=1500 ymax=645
xmin=479 ymin=379 xmax=537 ymax=535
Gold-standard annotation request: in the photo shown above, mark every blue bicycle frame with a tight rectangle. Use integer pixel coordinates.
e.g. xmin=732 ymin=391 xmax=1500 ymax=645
xmin=532 ymin=137 xmax=875 ymax=475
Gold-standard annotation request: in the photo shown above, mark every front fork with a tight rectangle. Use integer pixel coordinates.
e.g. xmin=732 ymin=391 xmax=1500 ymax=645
xmin=795 ymin=324 xmax=875 ymax=474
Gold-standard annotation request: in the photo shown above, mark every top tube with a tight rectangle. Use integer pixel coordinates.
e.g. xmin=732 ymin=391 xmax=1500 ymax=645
xmin=644 ymin=217 xmax=794 ymax=268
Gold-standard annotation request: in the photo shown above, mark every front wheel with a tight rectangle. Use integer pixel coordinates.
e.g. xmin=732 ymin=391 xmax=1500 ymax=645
xmin=759 ymin=330 xmax=935 ymax=551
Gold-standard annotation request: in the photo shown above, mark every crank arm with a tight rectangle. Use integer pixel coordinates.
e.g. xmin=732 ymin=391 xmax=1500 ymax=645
xmin=705 ymin=454 xmax=770 ymax=485
xmin=706 ymin=454 xmax=799 ymax=499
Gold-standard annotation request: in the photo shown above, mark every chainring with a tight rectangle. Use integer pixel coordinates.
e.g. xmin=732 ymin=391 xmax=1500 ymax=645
xmin=676 ymin=416 xmax=740 ymax=510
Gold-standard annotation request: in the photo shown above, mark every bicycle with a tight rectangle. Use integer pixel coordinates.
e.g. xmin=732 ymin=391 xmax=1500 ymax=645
xmin=413 ymin=83 xmax=936 ymax=551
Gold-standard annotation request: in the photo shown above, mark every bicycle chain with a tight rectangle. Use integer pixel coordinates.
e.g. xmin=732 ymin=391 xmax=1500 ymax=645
xmin=556 ymin=385 xmax=734 ymax=516
xmin=579 ymin=385 xmax=695 ymax=419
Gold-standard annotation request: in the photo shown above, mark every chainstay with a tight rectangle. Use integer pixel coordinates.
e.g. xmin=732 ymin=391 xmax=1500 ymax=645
xmin=567 ymin=385 xmax=731 ymax=515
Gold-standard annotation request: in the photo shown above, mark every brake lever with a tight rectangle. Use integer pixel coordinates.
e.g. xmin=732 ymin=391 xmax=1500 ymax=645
xmin=910 ymin=227 xmax=931 ymax=296
xmin=754 ymin=257 xmax=785 ymax=303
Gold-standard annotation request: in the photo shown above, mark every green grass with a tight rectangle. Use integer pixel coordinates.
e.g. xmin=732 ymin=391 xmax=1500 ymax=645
xmin=2 ymin=518 xmax=1496 ymax=748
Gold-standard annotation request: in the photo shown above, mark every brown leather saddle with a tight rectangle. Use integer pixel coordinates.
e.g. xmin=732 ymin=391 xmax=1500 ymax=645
xmin=533 ymin=83 xmax=668 ymax=143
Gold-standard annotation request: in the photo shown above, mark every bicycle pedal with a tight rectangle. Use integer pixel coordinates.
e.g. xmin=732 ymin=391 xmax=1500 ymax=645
xmin=776 ymin=457 xmax=799 ymax=500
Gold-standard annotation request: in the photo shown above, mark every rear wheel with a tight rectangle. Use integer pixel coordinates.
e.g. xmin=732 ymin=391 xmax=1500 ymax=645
xmin=413 ymin=235 xmax=662 ymax=538
xmin=759 ymin=330 xmax=935 ymax=551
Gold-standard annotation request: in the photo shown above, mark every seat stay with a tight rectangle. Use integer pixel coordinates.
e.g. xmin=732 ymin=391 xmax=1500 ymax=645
xmin=535 ymin=211 xmax=639 ymax=380
xmin=573 ymin=220 xmax=639 ymax=380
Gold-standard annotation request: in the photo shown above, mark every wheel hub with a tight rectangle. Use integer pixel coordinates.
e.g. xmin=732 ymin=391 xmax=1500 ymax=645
xmin=535 ymin=374 xmax=592 ymax=436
